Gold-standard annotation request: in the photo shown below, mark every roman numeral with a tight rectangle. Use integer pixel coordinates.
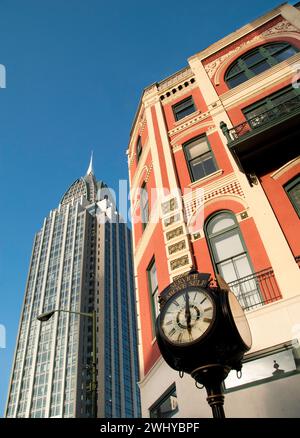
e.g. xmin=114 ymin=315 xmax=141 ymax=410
xmin=203 ymin=317 xmax=212 ymax=323
xmin=173 ymin=300 xmax=179 ymax=306
xmin=165 ymin=320 xmax=172 ymax=325
xmin=204 ymin=307 xmax=212 ymax=312
xmin=200 ymin=297 xmax=207 ymax=304
xmin=168 ymin=328 xmax=176 ymax=337
xmin=177 ymin=333 xmax=183 ymax=342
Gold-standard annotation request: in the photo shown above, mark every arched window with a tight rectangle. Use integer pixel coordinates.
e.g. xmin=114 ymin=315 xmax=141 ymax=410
xmin=136 ymin=136 xmax=142 ymax=162
xmin=225 ymin=42 xmax=298 ymax=89
xmin=205 ymin=211 xmax=261 ymax=309
xmin=140 ymin=182 xmax=149 ymax=230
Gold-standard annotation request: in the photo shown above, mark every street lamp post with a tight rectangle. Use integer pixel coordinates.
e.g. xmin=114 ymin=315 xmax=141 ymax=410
xmin=37 ymin=308 xmax=97 ymax=418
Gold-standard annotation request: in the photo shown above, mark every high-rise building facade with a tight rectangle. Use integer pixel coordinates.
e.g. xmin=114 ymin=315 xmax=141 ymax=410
xmin=128 ymin=2 xmax=300 ymax=418
xmin=5 ymin=160 xmax=140 ymax=418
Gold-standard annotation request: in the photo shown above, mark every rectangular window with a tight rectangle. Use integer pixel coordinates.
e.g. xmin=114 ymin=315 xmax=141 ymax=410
xmin=147 ymin=258 xmax=159 ymax=330
xmin=149 ymin=384 xmax=178 ymax=418
xmin=183 ymin=136 xmax=217 ymax=182
xmin=225 ymin=341 xmax=300 ymax=391
xmin=172 ymin=96 xmax=196 ymax=121
xmin=141 ymin=183 xmax=149 ymax=230
xmin=284 ymin=175 xmax=300 ymax=218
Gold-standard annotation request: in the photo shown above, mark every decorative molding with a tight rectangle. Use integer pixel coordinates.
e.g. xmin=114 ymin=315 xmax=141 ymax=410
xmin=145 ymin=162 xmax=153 ymax=183
xmin=160 ymin=82 xmax=197 ymax=104
xmin=169 ymin=111 xmax=211 ymax=137
xmin=188 ymin=169 xmax=224 ymax=188
xmin=158 ymin=67 xmax=193 ymax=93
xmin=183 ymin=173 xmax=245 ymax=223
xmin=166 ymin=225 xmax=184 ymax=242
xmin=170 ymin=254 xmax=190 ymax=271
xmin=161 ymin=197 xmax=179 ymax=215
xmin=220 ymin=51 xmax=300 ymax=109
xmin=271 ymin=157 xmax=300 ymax=180
xmin=167 ymin=240 xmax=187 ymax=256
xmin=204 ymin=19 xmax=300 ymax=81
xmin=130 ymin=140 xmax=151 ymax=189
xmin=172 ymin=144 xmax=183 ymax=153
xmin=144 ymin=84 xmax=158 ymax=96
xmin=163 ymin=212 xmax=181 ymax=229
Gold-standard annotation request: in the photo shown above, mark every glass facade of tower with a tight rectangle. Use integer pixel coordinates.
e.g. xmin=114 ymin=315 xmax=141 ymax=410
xmin=5 ymin=170 xmax=140 ymax=418
xmin=103 ymin=222 xmax=140 ymax=418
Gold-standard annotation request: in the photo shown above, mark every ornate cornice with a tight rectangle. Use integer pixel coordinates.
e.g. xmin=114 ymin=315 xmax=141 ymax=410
xmin=158 ymin=67 xmax=193 ymax=93
xmin=205 ymin=19 xmax=300 ymax=80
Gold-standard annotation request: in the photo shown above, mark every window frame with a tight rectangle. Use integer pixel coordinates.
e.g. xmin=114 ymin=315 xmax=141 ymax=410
xmin=136 ymin=136 xmax=143 ymax=163
xmin=172 ymin=96 xmax=196 ymax=122
xmin=224 ymin=340 xmax=300 ymax=393
xmin=284 ymin=174 xmax=300 ymax=218
xmin=204 ymin=210 xmax=263 ymax=310
xmin=149 ymin=383 xmax=178 ymax=418
xmin=140 ymin=182 xmax=149 ymax=230
xmin=183 ymin=134 xmax=218 ymax=183
xmin=147 ymin=257 xmax=159 ymax=334
xmin=225 ymin=42 xmax=299 ymax=89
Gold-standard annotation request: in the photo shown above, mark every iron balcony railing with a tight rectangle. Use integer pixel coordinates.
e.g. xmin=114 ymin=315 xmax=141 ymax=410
xmin=227 ymin=268 xmax=281 ymax=311
xmin=221 ymin=94 xmax=300 ymax=143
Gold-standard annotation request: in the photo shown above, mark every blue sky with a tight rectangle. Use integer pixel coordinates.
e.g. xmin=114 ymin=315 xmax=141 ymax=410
xmin=0 ymin=0 xmax=285 ymax=416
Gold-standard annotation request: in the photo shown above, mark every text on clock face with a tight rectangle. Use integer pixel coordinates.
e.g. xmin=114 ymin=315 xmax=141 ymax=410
xmin=161 ymin=290 xmax=214 ymax=344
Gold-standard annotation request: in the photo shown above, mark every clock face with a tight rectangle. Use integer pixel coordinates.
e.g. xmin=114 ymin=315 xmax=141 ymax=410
xmin=228 ymin=291 xmax=252 ymax=349
xmin=161 ymin=287 xmax=215 ymax=345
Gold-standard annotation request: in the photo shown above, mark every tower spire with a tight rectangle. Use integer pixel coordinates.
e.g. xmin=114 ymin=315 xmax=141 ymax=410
xmin=86 ymin=151 xmax=94 ymax=175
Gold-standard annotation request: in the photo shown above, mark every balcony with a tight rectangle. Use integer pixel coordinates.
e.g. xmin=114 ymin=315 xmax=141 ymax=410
xmin=221 ymin=94 xmax=300 ymax=175
xmin=227 ymin=268 xmax=282 ymax=311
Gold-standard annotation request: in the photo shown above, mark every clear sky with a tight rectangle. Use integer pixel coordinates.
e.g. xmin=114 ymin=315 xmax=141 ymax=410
xmin=0 ymin=0 xmax=286 ymax=416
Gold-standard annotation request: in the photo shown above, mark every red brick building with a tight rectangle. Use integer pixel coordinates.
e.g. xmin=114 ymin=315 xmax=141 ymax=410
xmin=127 ymin=2 xmax=300 ymax=417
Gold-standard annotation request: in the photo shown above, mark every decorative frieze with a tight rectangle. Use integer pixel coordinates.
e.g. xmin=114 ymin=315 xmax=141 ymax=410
xmin=161 ymin=197 xmax=179 ymax=215
xmin=158 ymin=67 xmax=193 ymax=93
xmin=170 ymin=255 xmax=189 ymax=271
xmin=204 ymin=19 xmax=300 ymax=80
xmin=163 ymin=213 xmax=181 ymax=228
xmin=166 ymin=226 xmax=184 ymax=241
xmin=168 ymin=112 xmax=211 ymax=137
xmin=168 ymin=240 xmax=187 ymax=256
xmin=183 ymin=174 xmax=245 ymax=223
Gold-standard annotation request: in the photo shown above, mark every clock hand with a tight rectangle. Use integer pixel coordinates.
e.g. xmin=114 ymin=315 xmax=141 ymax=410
xmin=185 ymin=291 xmax=191 ymax=331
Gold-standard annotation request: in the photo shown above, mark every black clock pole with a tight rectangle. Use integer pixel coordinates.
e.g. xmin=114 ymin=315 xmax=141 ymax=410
xmin=191 ymin=364 xmax=230 ymax=419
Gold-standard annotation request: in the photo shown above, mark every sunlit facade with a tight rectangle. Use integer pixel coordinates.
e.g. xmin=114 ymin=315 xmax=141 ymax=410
xmin=128 ymin=2 xmax=300 ymax=418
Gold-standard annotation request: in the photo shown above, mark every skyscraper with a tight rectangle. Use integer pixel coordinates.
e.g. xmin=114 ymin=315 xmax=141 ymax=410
xmin=5 ymin=158 xmax=140 ymax=418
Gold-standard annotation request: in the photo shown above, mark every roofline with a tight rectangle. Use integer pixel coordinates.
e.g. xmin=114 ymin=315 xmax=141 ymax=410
xmin=129 ymin=2 xmax=295 ymax=138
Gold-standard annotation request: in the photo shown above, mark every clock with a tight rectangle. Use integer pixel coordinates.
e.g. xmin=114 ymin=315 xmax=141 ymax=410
xmin=221 ymin=290 xmax=252 ymax=350
xmin=159 ymin=286 xmax=216 ymax=346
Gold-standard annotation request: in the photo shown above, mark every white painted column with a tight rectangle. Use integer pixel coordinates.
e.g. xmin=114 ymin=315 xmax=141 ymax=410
xmin=143 ymin=87 xmax=163 ymax=189
xmin=154 ymin=101 xmax=178 ymax=190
